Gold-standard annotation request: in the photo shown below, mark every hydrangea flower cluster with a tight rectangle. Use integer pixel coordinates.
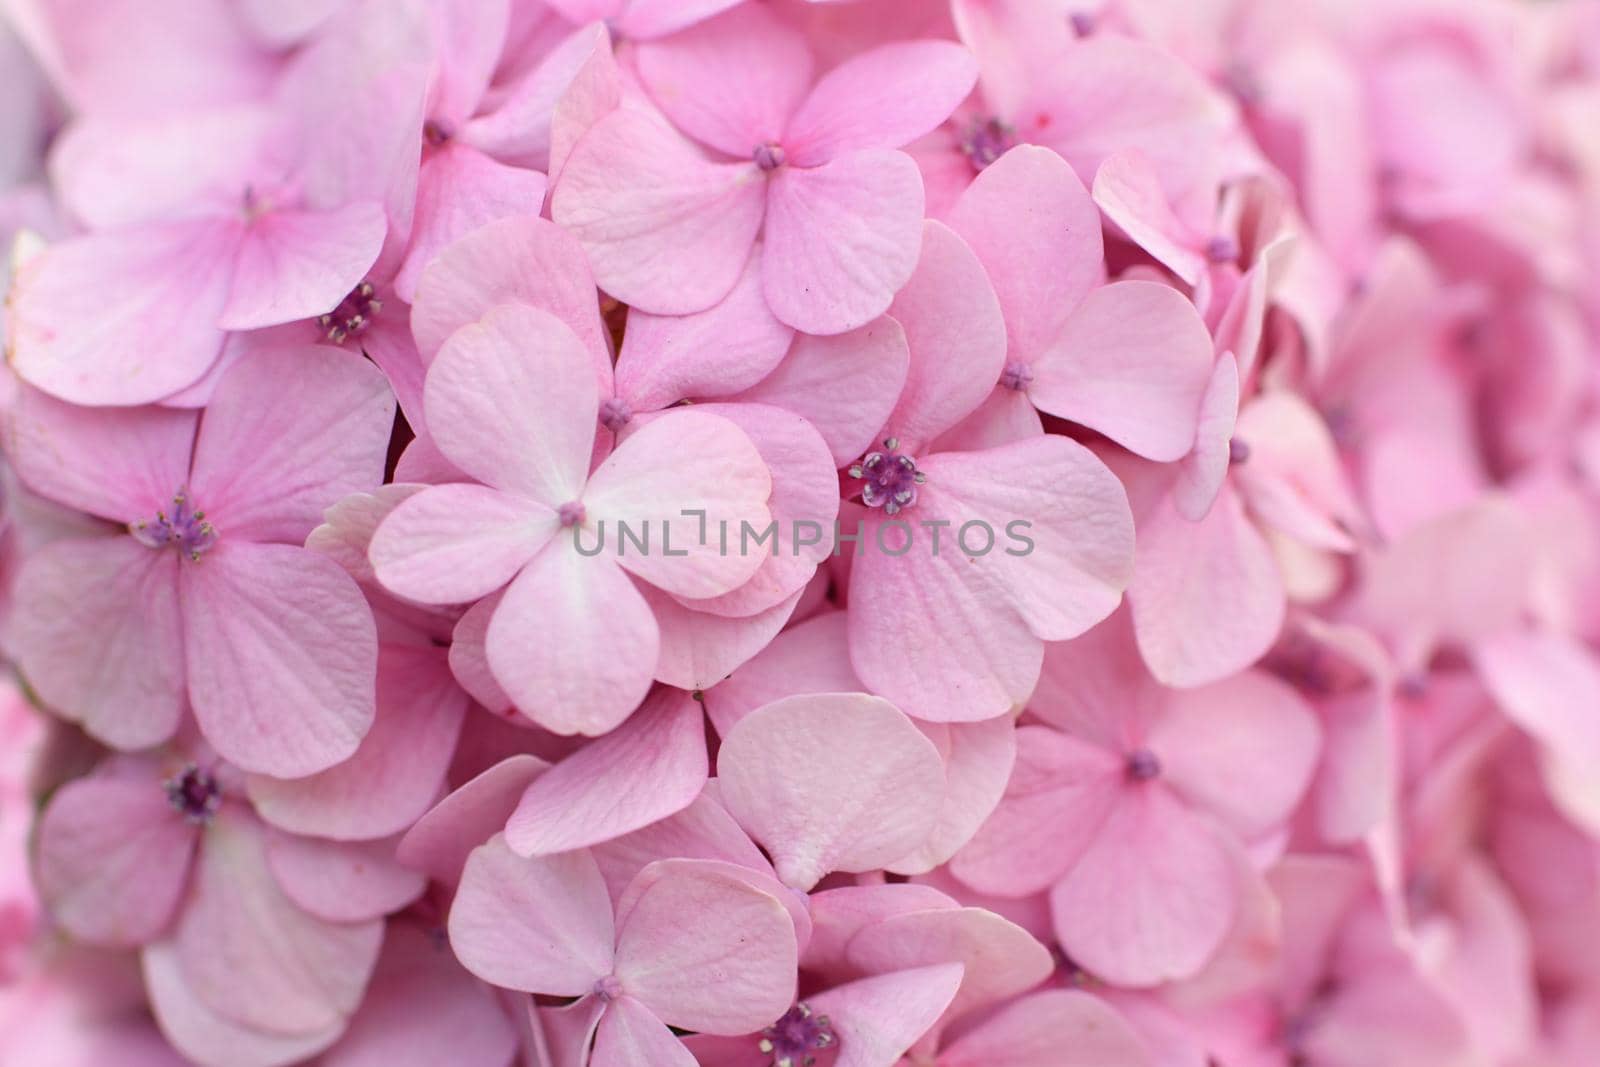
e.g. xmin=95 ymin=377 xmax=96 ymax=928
xmin=2 ymin=0 xmax=1600 ymax=1064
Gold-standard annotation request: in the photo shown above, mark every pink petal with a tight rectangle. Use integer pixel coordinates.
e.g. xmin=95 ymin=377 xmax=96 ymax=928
xmin=1148 ymin=671 xmax=1321 ymax=839
xmin=613 ymin=248 xmax=793 ymax=412
xmin=610 ymin=0 xmax=746 ymax=39
xmin=888 ymin=715 xmax=1017 ymax=875
xmin=641 ymin=585 xmax=803 ymax=698
xmin=264 ymin=831 xmax=425 ymax=923
xmin=716 ymin=693 xmax=945 ymax=890
xmin=368 ymin=483 xmax=557 ymax=604
xmin=306 ymin=484 xmax=425 ymax=588
xmin=1128 ymin=481 xmax=1285 ymax=687
xmin=174 ymin=807 xmax=383 ymax=1035
xmin=423 ymin=302 xmax=598 ymax=504
xmin=448 ymin=836 xmax=615 ymax=995
xmin=590 ymin=785 xmax=775 ymax=905
xmin=584 ymin=408 xmax=773 ymax=600
xmin=486 ymin=545 xmax=658 ymax=735
xmin=448 ymin=592 xmax=514 ymax=715
xmin=1049 ymin=786 xmax=1237 ymax=987
xmin=320 ymin=921 xmax=518 ymax=1067
xmin=762 ymin=149 xmax=925 ymax=335
xmin=732 ymin=316 xmax=910 ymax=465
xmin=218 ymin=204 xmax=387 ymax=331
xmin=248 ymin=645 xmax=468 ymax=840
xmin=807 ymin=964 xmax=965 ymax=1067
xmin=1173 ymin=352 xmax=1239 ymax=521
xmin=702 ymin=611 xmax=862 ymax=736
xmin=612 ymin=859 xmax=797 ymax=1033
xmin=4 ymin=385 xmax=196 ymax=523
xmin=461 ymin=22 xmax=604 ymax=171
xmin=180 ymin=542 xmax=378 ymax=778
xmin=949 ymin=726 xmax=1124 ymax=898
xmin=1232 ymin=392 xmax=1360 ymax=553
xmin=551 ymin=106 xmax=767 ymax=315
xmin=410 ymin=215 xmax=610 ymax=379
xmin=547 ymin=23 xmax=623 ymax=183
xmin=1092 ymin=149 xmax=1207 ymax=286
xmin=1029 ymin=281 xmax=1214 ymax=462
xmin=392 ymin=145 xmax=548 ymax=301
xmin=784 ymin=41 xmax=977 ymax=166
xmin=34 ymin=771 xmax=195 ymax=946
xmin=591 ymin=995 xmax=696 ymax=1067
xmin=8 ymin=219 xmax=234 ymax=404
xmin=11 ymin=537 xmax=185 ymax=750
xmin=944 ymin=145 xmax=1104 ymax=360
xmin=506 ymin=689 xmax=707 ymax=856
xmin=633 ymin=4 xmax=812 ymax=158
xmin=883 ymin=221 xmax=1007 ymax=451
xmin=396 ymin=754 xmax=550 ymax=885
xmin=188 ymin=345 xmax=395 ymax=545
xmin=939 ymin=989 xmax=1150 ymax=1067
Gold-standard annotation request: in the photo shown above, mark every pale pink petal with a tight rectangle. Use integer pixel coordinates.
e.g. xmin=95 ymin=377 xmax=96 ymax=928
xmin=248 ymin=645 xmax=468 ymax=840
xmin=732 ymin=316 xmax=910 ymax=465
xmin=584 ymin=408 xmax=773 ymax=599
xmin=1029 ymin=606 xmax=1157 ymax=750
xmin=368 ymin=484 xmax=557 ymax=604
xmin=547 ymin=23 xmax=623 ymax=183
xmin=448 ymin=592 xmax=514 ymax=715
xmin=535 ymin=995 xmax=605 ymax=1067
xmin=888 ymin=715 xmax=1017 ymax=875
xmin=702 ymin=611 xmax=861 ymax=736
xmin=1029 ymin=281 xmax=1213 ymax=462
xmin=845 ymin=907 xmax=1054 ymax=1024
xmin=944 ymin=145 xmax=1104 ymax=360
xmin=423 ymin=303 xmax=597 ymax=503
xmin=807 ymin=964 xmax=965 ymax=1067
xmin=392 ymin=146 xmax=549 ymax=301
xmin=396 ymin=754 xmax=550 ymax=884
xmin=180 ymin=542 xmax=378 ymax=778
xmin=143 ymin=942 xmax=346 ymax=1067
xmin=949 ymin=725 xmax=1123 ymax=898
xmin=188 ymin=345 xmax=395 ymax=544
xmin=1232 ymin=392 xmax=1360 ymax=553
xmin=591 ymin=996 xmax=696 ymax=1067
xmin=1049 ymin=787 xmax=1237 ymax=987
xmin=1128 ymin=481 xmax=1285 ymax=688
xmin=307 ymin=485 xmax=425 ymax=587
xmin=940 ymin=989 xmax=1150 ymax=1067
xmin=174 ymin=807 xmax=383 ymax=1035
xmin=763 ymin=149 xmax=925 ymax=335
xmin=612 ymin=0 xmax=746 ymax=39
xmin=35 ymin=773 xmax=195 ymax=946
xmin=590 ymin=786 xmax=774 ymax=905
xmin=264 ymin=831 xmax=425 ymax=923
xmin=11 ymin=537 xmax=184 ymax=750
xmin=506 ymin=689 xmax=706 ymax=856
xmin=612 ymin=859 xmax=797 ymax=1033
xmin=1093 ymin=149 xmax=1207 ymax=286
xmin=410 ymin=216 xmax=610 ymax=378
xmin=8 ymin=219 xmax=234 ymax=404
xmin=716 ymin=693 xmax=945 ymax=890
xmin=883 ymin=221 xmax=1007 ymax=451
xmin=1148 ymin=671 xmax=1322 ymax=838
xmin=449 ymin=836 xmax=615 ymax=994
xmin=551 ymin=107 xmax=767 ymax=315
xmin=784 ymin=42 xmax=977 ymax=166
xmin=4 ymin=385 xmax=196 ymax=523
xmin=614 ymin=249 xmax=793 ymax=412
xmin=486 ymin=544 xmax=658 ymax=735
xmin=424 ymin=0 xmax=510 ymax=127
xmin=642 ymin=585 xmax=803 ymax=696
xmin=633 ymin=4 xmax=812 ymax=158
xmin=218 ymin=204 xmax=388 ymax=331
xmin=1173 ymin=352 xmax=1239 ymax=521
xmin=461 ymin=22 xmax=605 ymax=171
xmin=320 ymin=922 xmax=518 ymax=1067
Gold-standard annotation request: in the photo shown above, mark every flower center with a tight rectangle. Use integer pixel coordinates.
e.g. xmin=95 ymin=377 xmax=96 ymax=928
xmin=1126 ymin=748 xmax=1161 ymax=782
xmin=558 ymin=501 xmax=587 ymax=527
xmin=759 ymin=1003 xmax=834 ymax=1067
xmin=1070 ymin=11 xmax=1097 ymax=36
xmin=754 ymin=142 xmax=787 ymax=171
xmin=592 ymin=975 xmax=623 ymax=1002
xmin=164 ymin=764 xmax=222 ymax=824
xmin=318 ymin=281 xmax=382 ymax=345
xmin=1228 ymin=437 xmax=1251 ymax=465
xmin=423 ymin=119 xmax=453 ymax=147
xmin=599 ymin=396 xmax=633 ymax=433
xmin=1000 ymin=360 xmax=1034 ymax=391
xmin=131 ymin=490 xmax=218 ymax=561
xmin=958 ymin=116 xmax=1016 ymax=171
xmin=1205 ymin=234 xmax=1240 ymax=264
xmin=848 ymin=438 xmax=926 ymax=516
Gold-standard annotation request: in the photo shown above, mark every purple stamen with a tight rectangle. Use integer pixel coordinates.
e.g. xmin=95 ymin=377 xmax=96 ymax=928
xmin=1228 ymin=437 xmax=1251 ymax=465
xmin=558 ymin=501 xmax=587 ymax=527
xmin=164 ymin=764 xmax=222 ymax=824
xmin=754 ymin=142 xmax=787 ymax=171
xmin=1069 ymin=11 xmax=1097 ymax=37
xmin=599 ymin=396 xmax=633 ymax=433
xmin=592 ymin=975 xmax=623 ymax=1002
xmin=758 ymin=1003 xmax=834 ymax=1067
xmin=848 ymin=437 xmax=926 ymax=516
xmin=1205 ymin=234 xmax=1240 ymax=264
xmin=319 ymin=281 xmax=382 ymax=345
xmin=1126 ymin=748 xmax=1161 ymax=781
xmin=131 ymin=490 xmax=218 ymax=562
xmin=1000 ymin=360 xmax=1034 ymax=391
xmin=958 ymin=116 xmax=1016 ymax=171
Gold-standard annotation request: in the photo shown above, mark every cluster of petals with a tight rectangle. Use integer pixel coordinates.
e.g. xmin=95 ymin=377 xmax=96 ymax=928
xmin=1 ymin=0 xmax=1600 ymax=1065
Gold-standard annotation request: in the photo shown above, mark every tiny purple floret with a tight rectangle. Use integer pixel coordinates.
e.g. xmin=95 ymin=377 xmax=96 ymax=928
xmin=599 ymin=396 xmax=633 ymax=433
xmin=1000 ymin=360 xmax=1034 ymax=391
xmin=754 ymin=142 xmax=787 ymax=171
xmin=849 ymin=438 xmax=926 ymax=516
xmin=759 ymin=1003 xmax=834 ymax=1067
xmin=1126 ymin=747 xmax=1161 ymax=782
xmin=131 ymin=489 xmax=218 ymax=562
xmin=164 ymin=764 xmax=222 ymax=824
xmin=319 ymin=281 xmax=382 ymax=345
